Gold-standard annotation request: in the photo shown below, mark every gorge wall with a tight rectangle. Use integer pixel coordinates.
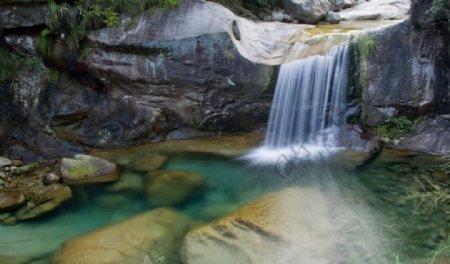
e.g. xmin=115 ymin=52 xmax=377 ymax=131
xmin=0 ymin=0 xmax=448 ymax=161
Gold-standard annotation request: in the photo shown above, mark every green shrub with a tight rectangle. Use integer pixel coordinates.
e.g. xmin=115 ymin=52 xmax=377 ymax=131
xmin=427 ymin=0 xmax=450 ymax=30
xmin=377 ymin=116 xmax=417 ymax=139
xmin=37 ymin=28 xmax=53 ymax=56
xmin=44 ymin=0 xmax=182 ymax=53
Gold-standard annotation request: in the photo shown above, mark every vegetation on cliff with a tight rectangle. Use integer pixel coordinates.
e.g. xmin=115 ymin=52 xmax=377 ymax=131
xmin=428 ymin=0 xmax=450 ymax=30
xmin=39 ymin=0 xmax=181 ymax=55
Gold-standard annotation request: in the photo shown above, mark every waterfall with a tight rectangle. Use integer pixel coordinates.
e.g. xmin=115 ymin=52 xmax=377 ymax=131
xmin=266 ymin=45 xmax=349 ymax=147
xmin=245 ymin=45 xmax=349 ymax=163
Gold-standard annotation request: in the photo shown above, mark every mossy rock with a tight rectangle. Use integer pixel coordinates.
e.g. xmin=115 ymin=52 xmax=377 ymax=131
xmin=60 ymin=154 xmax=119 ymax=184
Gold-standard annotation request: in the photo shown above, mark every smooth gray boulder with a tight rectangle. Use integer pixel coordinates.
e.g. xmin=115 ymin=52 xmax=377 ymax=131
xmin=282 ymin=0 xmax=333 ymax=24
xmin=325 ymin=11 xmax=341 ymax=24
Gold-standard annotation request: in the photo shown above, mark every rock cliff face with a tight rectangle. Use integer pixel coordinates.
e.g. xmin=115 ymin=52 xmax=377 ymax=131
xmin=358 ymin=0 xmax=449 ymax=154
xmin=0 ymin=0 xmax=448 ymax=160
xmin=0 ymin=0 xmax=276 ymax=160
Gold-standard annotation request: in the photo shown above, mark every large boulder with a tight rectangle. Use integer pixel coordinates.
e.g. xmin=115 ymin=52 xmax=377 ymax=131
xmin=282 ymin=0 xmax=333 ymax=24
xmin=52 ymin=208 xmax=193 ymax=264
xmin=182 ymin=187 xmax=388 ymax=264
xmin=338 ymin=0 xmax=410 ymax=20
xmin=60 ymin=154 xmax=119 ymax=184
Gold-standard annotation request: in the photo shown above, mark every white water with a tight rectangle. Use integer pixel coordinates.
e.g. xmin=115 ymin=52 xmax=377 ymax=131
xmin=246 ymin=45 xmax=349 ymax=164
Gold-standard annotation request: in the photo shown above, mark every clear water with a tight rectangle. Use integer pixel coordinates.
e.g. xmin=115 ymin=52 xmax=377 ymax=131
xmin=0 ymin=149 xmax=448 ymax=263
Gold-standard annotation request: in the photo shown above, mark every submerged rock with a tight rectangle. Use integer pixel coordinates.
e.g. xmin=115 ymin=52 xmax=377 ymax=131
xmin=106 ymin=170 xmax=144 ymax=193
xmin=52 ymin=208 xmax=192 ymax=264
xmin=0 ymin=190 xmax=25 ymax=212
xmin=282 ymin=0 xmax=333 ymax=24
xmin=14 ymin=185 xmax=72 ymax=221
xmin=129 ymin=153 xmax=167 ymax=172
xmin=146 ymin=170 xmax=203 ymax=207
xmin=60 ymin=154 xmax=119 ymax=184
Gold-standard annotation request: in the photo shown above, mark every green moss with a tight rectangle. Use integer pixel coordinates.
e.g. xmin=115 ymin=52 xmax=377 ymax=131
xmin=377 ymin=116 xmax=418 ymax=139
xmin=0 ymin=49 xmax=39 ymax=82
xmin=358 ymin=35 xmax=375 ymax=60
xmin=37 ymin=29 xmax=53 ymax=57
xmin=67 ymin=162 xmax=97 ymax=177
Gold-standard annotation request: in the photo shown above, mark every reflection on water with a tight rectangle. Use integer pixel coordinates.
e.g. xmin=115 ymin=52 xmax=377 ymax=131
xmin=0 ymin=149 xmax=448 ymax=263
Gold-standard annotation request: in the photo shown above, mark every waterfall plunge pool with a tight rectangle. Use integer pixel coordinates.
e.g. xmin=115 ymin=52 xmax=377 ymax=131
xmin=0 ymin=143 xmax=448 ymax=264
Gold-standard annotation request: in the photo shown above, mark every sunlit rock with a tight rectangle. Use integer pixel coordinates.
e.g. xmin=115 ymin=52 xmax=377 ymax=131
xmin=52 ymin=208 xmax=192 ymax=264
xmin=338 ymin=0 xmax=410 ymax=20
xmin=282 ymin=0 xmax=334 ymax=24
xmin=183 ymin=187 xmax=388 ymax=264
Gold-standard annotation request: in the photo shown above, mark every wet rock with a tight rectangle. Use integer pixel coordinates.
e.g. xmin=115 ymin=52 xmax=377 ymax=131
xmin=0 ymin=190 xmax=26 ymax=212
xmin=146 ymin=170 xmax=203 ymax=207
xmin=52 ymin=208 xmax=193 ymax=264
xmin=325 ymin=11 xmax=341 ymax=24
xmin=60 ymin=154 xmax=119 ymax=184
xmin=15 ymin=185 xmax=72 ymax=220
xmin=129 ymin=153 xmax=167 ymax=172
xmin=338 ymin=125 xmax=382 ymax=154
xmin=0 ymin=157 xmax=11 ymax=168
xmin=282 ymin=0 xmax=333 ymax=24
xmin=396 ymin=117 xmax=450 ymax=155
xmin=106 ymin=171 xmax=143 ymax=193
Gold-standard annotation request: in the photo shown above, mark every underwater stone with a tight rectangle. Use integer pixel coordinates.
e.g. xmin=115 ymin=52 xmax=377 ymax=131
xmin=129 ymin=153 xmax=167 ymax=172
xmin=146 ymin=170 xmax=203 ymax=207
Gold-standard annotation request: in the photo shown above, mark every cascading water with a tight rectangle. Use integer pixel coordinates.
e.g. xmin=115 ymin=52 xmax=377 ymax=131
xmin=265 ymin=45 xmax=349 ymax=147
xmin=243 ymin=45 xmax=390 ymax=263
xmin=246 ymin=45 xmax=350 ymax=163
